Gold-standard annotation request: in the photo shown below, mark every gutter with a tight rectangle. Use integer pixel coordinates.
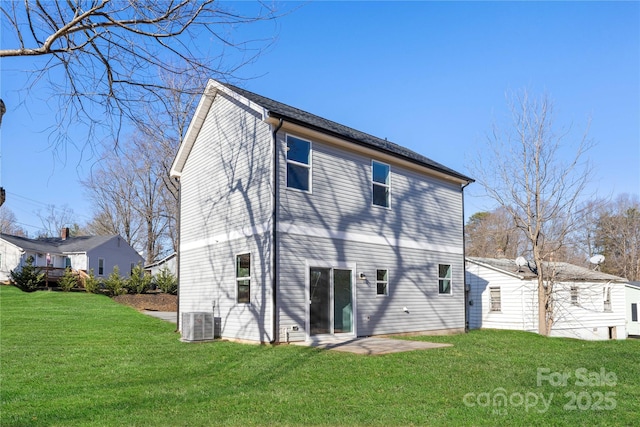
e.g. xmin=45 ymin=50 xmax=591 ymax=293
xmin=270 ymin=118 xmax=284 ymax=344
xmin=461 ymin=179 xmax=473 ymax=333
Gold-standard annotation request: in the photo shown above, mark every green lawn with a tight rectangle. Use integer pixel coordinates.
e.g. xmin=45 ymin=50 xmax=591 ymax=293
xmin=1 ymin=285 xmax=638 ymax=426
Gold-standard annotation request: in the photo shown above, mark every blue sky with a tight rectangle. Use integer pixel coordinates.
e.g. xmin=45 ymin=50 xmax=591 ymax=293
xmin=1 ymin=1 xmax=639 ymax=236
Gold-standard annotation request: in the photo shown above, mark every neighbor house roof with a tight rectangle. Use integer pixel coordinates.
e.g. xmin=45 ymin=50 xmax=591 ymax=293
xmin=1 ymin=233 xmax=118 ymax=254
xmin=171 ymin=79 xmax=474 ymax=184
xmin=467 ymin=257 xmax=628 ymax=283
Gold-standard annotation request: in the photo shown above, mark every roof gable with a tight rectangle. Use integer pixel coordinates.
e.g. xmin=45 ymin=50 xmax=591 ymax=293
xmin=171 ymin=79 xmax=473 ymax=183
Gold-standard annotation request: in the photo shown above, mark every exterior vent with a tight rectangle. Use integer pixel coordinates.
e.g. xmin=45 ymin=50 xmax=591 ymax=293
xmin=181 ymin=312 xmax=215 ymax=342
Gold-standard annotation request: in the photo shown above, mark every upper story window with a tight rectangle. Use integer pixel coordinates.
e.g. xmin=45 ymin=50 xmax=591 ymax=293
xmin=286 ymin=135 xmax=311 ymax=192
xmin=438 ymin=264 xmax=452 ymax=294
xmin=372 ymin=160 xmax=390 ymax=208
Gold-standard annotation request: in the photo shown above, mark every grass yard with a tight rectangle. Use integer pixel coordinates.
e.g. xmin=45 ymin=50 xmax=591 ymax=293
xmin=1 ymin=285 xmax=638 ymax=426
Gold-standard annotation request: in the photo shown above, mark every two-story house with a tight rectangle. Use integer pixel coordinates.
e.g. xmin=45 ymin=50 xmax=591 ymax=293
xmin=170 ymin=80 xmax=473 ymax=343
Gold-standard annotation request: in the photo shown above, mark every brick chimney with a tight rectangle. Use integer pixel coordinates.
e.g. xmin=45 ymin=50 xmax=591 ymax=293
xmin=61 ymin=227 xmax=70 ymax=240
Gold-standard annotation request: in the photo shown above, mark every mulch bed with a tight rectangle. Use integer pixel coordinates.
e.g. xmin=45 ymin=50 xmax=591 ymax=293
xmin=113 ymin=293 xmax=177 ymax=312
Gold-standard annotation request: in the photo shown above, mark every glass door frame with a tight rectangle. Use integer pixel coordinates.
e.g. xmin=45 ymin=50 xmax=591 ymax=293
xmin=305 ymin=260 xmax=357 ymax=340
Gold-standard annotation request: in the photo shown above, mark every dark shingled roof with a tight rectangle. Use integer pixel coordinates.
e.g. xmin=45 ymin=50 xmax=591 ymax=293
xmin=221 ymin=82 xmax=473 ymax=183
xmin=467 ymin=257 xmax=628 ymax=282
xmin=1 ymin=233 xmax=116 ymax=254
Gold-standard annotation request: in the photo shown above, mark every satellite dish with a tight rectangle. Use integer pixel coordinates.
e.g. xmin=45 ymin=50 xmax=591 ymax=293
xmin=589 ymin=254 xmax=605 ymax=265
xmin=515 ymin=256 xmax=527 ymax=267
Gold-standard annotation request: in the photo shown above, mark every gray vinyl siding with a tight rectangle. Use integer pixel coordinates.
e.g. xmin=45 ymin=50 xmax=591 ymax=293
xmin=86 ymin=237 xmax=144 ymax=277
xmin=179 ymin=235 xmax=273 ymax=341
xmin=277 ymin=233 xmax=465 ymax=337
xmin=278 ymin=133 xmax=463 ymax=246
xmin=276 ymin=132 xmax=465 ymax=338
xmin=178 ymin=92 xmax=273 ymax=342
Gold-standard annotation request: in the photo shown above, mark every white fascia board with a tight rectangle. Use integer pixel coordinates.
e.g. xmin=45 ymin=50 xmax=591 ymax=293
xmin=465 ymin=257 xmax=526 ymax=280
xmin=170 ymin=80 xmax=268 ymax=178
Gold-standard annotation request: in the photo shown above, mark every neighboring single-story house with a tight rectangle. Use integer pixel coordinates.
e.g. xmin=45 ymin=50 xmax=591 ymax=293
xmin=145 ymin=252 xmax=177 ymax=276
xmin=626 ymin=282 xmax=640 ymax=337
xmin=0 ymin=228 xmax=144 ymax=283
xmin=466 ymin=257 xmax=628 ymax=340
xmin=170 ymin=79 xmax=474 ymax=343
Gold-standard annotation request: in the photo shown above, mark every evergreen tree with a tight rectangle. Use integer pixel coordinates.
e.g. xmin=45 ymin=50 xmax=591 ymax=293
xmin=10 ymin=256 xmax=44 ymax=292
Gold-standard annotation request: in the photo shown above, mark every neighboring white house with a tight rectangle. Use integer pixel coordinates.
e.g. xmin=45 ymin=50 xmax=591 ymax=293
xmin=466 ymin=257 xmax=628 ymax=340
xmin=626 ymin=282 xmax=640 ymax=336
xmin=0 ymin=228 xmax=144 ymax=282
xmin=145 ymin=252 xmax=177 ymax=276
xmin=170 ymin=79 xmax=474 ymax=343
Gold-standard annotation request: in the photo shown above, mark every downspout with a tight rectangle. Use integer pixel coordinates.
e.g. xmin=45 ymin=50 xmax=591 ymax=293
xmin=461 ymin=180 xmax=472 ymax=333
xmin=174 ymin=177 xmax=181 ymax=332
xmin=270 ymin=118 xmax=284 ymax=344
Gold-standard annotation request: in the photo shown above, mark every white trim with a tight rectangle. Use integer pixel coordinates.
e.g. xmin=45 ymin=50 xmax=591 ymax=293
xmin=180 ymin=221 xmax=463 ymax=255
xmin=181 ymin=222 xmax=271 ymax=252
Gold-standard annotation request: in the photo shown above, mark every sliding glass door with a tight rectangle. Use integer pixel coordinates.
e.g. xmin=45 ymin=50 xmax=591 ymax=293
xmin=309 ymin=267 xmax=353 ymax=336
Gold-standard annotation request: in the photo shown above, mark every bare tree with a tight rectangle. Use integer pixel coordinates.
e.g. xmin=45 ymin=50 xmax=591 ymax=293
xmin=0 ymin=1 xmax=278 ymax=150
xmin=36 ymin=204 xmax=76 ymax=237
xmin=465 ymin=207 xmax=525 ymax=259
xmin=469 ymin=90 xmax=594 ymax=335
xmin=84 ymin=150 xmax=142 ymax=248
xmin=0 ymin=206 xmax=26 ymax=236
xmin=594 ymin=194 xmax=640 ymax=281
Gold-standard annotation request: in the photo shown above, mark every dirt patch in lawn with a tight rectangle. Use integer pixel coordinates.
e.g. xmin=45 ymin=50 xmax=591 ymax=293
xmin=113 ymin=293 xmax=177 ymax=312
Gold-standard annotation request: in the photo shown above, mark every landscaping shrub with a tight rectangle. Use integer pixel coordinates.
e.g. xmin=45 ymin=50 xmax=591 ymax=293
xmin=126 ymin=264 xmax=152 ymax=294
xmin=58 ymin=268 xmax=78 ymax=292
xmin=82 ymin=269 xmax=102 ymax=294
xmin=153 ymin=266 xmax=177 ymax=294
xmin=103 ymin=266 xmax=126 ymax=296
xmin=9 ymin=256 xmax=44 ymax=292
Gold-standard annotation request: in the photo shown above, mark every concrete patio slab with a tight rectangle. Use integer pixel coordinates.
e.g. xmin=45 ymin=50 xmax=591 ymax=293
xmin=290 ymin=336 xmax=452 ymax=355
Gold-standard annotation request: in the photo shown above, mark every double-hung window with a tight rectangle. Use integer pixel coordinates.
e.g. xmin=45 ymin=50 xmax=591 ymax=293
xmin=236 ymin=254 xmax=251 ymax=304
xmin=489 ymin=287 xmax=501 ymax=311
xmin=438 ymin=264 xmax=452 ymax=294
xmin=570 ymin=286 xmax=579 ymax=306
xmin=372 ymin=161 xmax=390 ymax=208
xmin=98 ymin=258 xmax=105 ymax=276
xmin=286 ymin=135 xmax=311 ymax=191
xmin=376 ymin=269 xmax=389 ymax=296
